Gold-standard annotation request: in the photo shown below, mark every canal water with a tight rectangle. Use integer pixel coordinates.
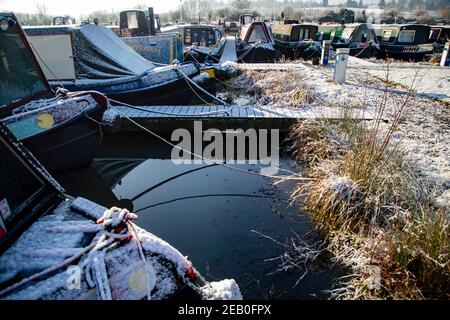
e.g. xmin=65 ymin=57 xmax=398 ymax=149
xmin=56 ymin=132 xmax=343 ymax=299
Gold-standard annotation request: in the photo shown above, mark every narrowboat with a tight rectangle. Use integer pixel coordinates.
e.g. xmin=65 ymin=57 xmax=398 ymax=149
xmin=116 ymin=8 xmax=184 ymax=65
xmin=317 ymin=24 xmax=345 ymax=43
xmin=226 ymin=22 xmax=239 ymax=35
xmin=373 ymin=24 xmax=434 ymax=60
xmin=0 ymin=12 xmax=107 ymax=174
xmin=272 ymin=22 xmax=321 ymax=60
xmin=236 ymin=14 xmax=276 ymax=63
xmin=23 ymin=23 xmax=211 ymax=105
xmin=119 ymin=8 xmax=161 ymax=37
xmin=429 ymin=25 xmax=450 ymax=53
xmin=160 ymin=24 xmax=223 ymax=63
xmin=0 ymin=120 xmax=242 ymax=300
xmin=332 ymin=23 xmax=379 ymax=58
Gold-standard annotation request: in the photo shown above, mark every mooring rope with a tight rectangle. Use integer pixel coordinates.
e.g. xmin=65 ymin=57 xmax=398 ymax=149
xmin=0 ymin=207 xmax=151 ymax=300
xmin=111 ymin=106 xmax=315 ymax=182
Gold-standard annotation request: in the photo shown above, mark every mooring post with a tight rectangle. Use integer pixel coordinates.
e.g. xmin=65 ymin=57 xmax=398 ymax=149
xmin=321 ymin=40 xmax=331 ymax=66
xmin=333 ymin=48 xmax=349 ymax=83
xmin=441 ymin=42 xmax=450 ymax=67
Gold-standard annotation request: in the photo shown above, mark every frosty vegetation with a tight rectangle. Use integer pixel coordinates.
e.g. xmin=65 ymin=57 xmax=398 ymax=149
xmin=217 ymin=59 xmax=449 ymax=299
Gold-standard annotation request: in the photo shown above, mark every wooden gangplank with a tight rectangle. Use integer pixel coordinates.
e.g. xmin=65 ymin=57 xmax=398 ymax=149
xmin=114 ymin=104 xmax=379 ymax=132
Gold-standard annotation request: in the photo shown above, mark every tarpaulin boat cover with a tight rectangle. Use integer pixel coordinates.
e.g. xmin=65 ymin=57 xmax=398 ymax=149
xmin=25 ymin=24 xmax=156 ymax=79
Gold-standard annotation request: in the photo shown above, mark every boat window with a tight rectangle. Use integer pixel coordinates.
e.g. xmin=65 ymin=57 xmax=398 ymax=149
xmin=248 ymin=24 xmax=268 ymax=43
xmin=242 ymin=16 xmax=253 ymax=25
xmin=361 ymin=33 xmax=367 ymax=43
xmin=184 ymin=28 xmax=216 ymax=46
xmin=299 ymin=28 xmax=304 ymax=40
xmin=341 ymin=27 xmax=356 ymax=41
xmin=0 ymin=21 xmax=47 ymax=108
xmin=381 ymin=29 xmax=392 ymax=41
xmin=126 ymin=12 xmax=139 ymax=29
xmin=0 ymin=135 xmax=45 ymax=227
xmin=398 ymin=30 xmax=415 ymax=43
xmin=304 ymin=28 xmax=309 ymax=40
xmin=429 ymin=28 xmax=441 ymax=42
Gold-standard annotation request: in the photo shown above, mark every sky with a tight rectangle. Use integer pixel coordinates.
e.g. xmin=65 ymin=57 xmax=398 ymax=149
xmin=0 ymin=0 xmax=184 ymax=16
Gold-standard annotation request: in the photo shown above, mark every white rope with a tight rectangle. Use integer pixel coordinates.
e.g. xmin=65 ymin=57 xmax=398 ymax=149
xmin=0 ymin=207 xmax=151 ymax=301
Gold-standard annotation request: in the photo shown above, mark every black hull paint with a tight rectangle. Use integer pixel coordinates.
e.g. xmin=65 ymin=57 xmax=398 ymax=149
xmin=22 ymin=107 xmax=104 ymax=174
xmin=375 ymin=45 xmax=433 ymax=61
xmin=237 ymin=45 xmax=276 ymax=63
xmin=107 ymin=76 xmax=215 ymax=106
xmin=274 ymin=43 xmax=320 ymax=60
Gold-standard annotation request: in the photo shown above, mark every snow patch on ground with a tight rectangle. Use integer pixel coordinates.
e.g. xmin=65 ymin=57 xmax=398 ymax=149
xmin=202 ymin=279 xmax=243 ymax=300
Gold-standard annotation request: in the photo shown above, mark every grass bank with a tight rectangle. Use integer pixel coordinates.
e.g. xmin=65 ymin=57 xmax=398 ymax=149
xmin=288 ymin=95 xmax=449 ymax=299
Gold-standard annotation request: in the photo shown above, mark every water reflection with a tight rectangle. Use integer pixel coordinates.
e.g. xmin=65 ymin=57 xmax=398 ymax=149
xmin=56 ymin=132 xmax=344 ymax=299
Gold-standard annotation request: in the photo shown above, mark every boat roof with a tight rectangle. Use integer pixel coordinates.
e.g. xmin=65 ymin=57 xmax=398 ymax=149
xmin=23 ymin=23 xmax=155 ymax=79
xmin=162 ymin=23 xmax=216 ymax=32
xmin=373 ymin=23 xmax=430 ymax=29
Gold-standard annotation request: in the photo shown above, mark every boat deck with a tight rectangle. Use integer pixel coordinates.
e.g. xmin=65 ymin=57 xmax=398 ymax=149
xmin=233 ymin=63 xmax=310 ymax=71
xmin=114 ymin=104 xmax=379 ymax=132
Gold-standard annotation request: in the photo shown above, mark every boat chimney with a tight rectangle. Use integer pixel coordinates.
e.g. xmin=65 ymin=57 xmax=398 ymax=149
xmin=148 ymin=7 xmax=156 ymax=35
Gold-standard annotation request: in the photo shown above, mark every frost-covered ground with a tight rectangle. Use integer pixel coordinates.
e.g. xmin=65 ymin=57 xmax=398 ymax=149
xmin=348 ymin=57 xmax=450 ymax=103
xmin=219 ymin=60 xmax=449 ymax=206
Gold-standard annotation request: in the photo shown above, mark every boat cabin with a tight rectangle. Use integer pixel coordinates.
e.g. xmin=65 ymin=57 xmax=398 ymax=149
xmin=0 ymin=14 xmax=50 ymax=112
xmin=317 ymin=24 xmax=345 ymax=42
xmin=272 ymin=23 xmax=318 ymax=43
xmin=272 ymin=23 xmax=320 ymax=59
xmin=226 ymin=22 xmax=239 ymax=34
xmin=236 ymin=15 xmax=276 ymax=63
xmin=119 ymin=8 xmax=161 ymax=37
xmin=333 ymin=23 xmax=379 ymax=58
xmin=239 ymin=14 xmax=255 ymax=26
xmin=161 ymin=24 xmax=223 ymax=48
xmin=373 ymin=24 xmax=434 ymax=59
xmin=1 ymin=13 xmax=107 ymax=174
xmin=429 ymin=26 xmax=450 ymax=52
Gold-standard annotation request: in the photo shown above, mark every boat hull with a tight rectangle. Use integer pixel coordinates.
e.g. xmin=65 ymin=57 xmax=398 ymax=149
xmin=22 ymin=110 xmax=103 ymax=174
xmin=237 ymin=44 xmax=276 ymax=63
xmin=5 ymin=93 xmax=107 ymax=174
xmin=376 ymin=44 xmax=434 ymax=60
xmin=51 ymin=69 xmax=215 ymax=106
xmin=274 ymin=41 xmax=320 ymax=60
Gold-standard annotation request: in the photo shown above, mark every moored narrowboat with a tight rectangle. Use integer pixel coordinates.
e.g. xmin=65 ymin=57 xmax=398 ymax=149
xmin=272 ymin=22 xmax=321 ymax=60
xmin=333 ymin=23 xmax=379 ymax=58
xmin=429 ymin=25 xmax=450 ymax=53
xmin=236 ymin=14 xmax=276 ymax=63
xmin=160 ymin=23 xmax=223 ymax=63
xmin=23 ymin=23 xmax=211 ymax=106
xmin=317 ymin=24 xmax=345 ymax=43
xmin=373 ymin=24 xmax=434 ymax=60
xmin=0 ymin=120 xmax=242 ymax=300
xmin=0 ymin=12 xmax=107 ymax=174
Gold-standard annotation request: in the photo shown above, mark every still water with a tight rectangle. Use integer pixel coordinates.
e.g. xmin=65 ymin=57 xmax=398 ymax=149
xmin=56 ymin=132 xmax=343 ymax=299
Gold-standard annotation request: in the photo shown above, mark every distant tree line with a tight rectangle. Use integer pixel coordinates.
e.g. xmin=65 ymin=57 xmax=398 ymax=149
xmin=12 ymin=0 xmax=450 ymax=26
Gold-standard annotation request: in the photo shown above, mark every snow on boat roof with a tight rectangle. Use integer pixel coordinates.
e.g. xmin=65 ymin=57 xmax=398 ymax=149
xmin=24 ymin=24 xmax=156 ymax=79
xmin=79 ymin=24 xmax=155 ymax=76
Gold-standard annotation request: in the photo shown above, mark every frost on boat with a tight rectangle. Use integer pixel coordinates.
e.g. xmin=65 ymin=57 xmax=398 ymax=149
xmin=0 ymin=12 xmax=109 ymax=174
xmin=0 ymin=122 xmax=242 ymax=300
xmin=236 ymin=14 xmax=276 ymax=63
xmin=23 ymin=22 xmax=212 ymax=106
